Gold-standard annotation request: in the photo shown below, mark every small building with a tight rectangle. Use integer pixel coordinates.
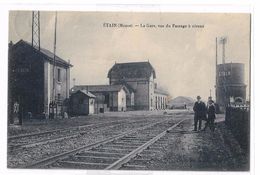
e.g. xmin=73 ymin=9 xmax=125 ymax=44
xmin=69 ymin=90 xmax=95 ymax=116
xmin=8 ymin=39 xmax=72 ymax=123
xmin=71 ymin=85 xmax=129 ymax=112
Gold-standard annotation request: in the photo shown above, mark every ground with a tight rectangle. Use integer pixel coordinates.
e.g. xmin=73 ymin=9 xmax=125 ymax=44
xmin=7 ymin=109 xmax=249 ymax=171
xmin=146 ymin=117 xmax=249 ymax=171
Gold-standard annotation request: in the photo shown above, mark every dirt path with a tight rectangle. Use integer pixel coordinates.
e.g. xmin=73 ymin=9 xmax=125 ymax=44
xmin=147 ymin=116 xmax=249 ymax=171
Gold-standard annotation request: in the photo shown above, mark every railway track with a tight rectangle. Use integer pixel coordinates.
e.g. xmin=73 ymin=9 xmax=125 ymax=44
xmin=8 ymin=118 xmax=164 ymax=153
xmin=24 ymin=117 xmax=189 ymax=169
xmin=8 ymin=118 xmax=130 ymax=140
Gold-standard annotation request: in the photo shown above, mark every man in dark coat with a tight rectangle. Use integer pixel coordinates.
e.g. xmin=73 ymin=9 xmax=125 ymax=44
xmin=193 ymin=96 xmax=207 ymax=131
xmin=203 ymin=99 xmax=216 ymax=131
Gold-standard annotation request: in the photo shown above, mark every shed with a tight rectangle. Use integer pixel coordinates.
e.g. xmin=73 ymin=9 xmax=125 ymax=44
xmin=71 ymin=84 xmax=129 ymax=112
xmin=70 ymin=90 xmax=96 ymax=116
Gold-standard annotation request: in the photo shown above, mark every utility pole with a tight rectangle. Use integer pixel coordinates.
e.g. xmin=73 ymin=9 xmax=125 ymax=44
xmin=52 ymin=11 xmax=58 ymax=118
xmin=215 ymin=37 xmax=218 ymax=102
xmin=32 ymin=11 xmax=40 ymax=50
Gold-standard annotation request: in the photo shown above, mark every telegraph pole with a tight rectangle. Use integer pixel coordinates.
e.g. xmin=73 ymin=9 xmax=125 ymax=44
xmin=52 ymin=11 xmax=58 ymax=118
xmin=215 ymin=37 xmax=218 ymax=102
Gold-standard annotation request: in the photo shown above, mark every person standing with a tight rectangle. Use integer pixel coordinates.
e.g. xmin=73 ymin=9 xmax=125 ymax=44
xmin=193 ymin=96 xmax=207 ymax=131
xmin=13 ymin=101 xmax=19 ymax=124
xmin=203 ymin=100 xmax=216 ymax=131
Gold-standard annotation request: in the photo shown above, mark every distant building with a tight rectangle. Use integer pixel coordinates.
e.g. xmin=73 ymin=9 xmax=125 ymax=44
xmin=216 ymin=63 xmax=247 ymax=111
xmin=168 ymin=96 xmax=195 ymax=109
xmin=71 ymin=85 xmax=129 ymax=112
xmin=107 ymin=61 xmax=157 ymax=110
xmin=8 ymin=39 xmax=72 ymax=123
xmin=69 ymin=90 xmax=95 ymax=116
xmin=154 ymin=85 xmax=168 ymax=110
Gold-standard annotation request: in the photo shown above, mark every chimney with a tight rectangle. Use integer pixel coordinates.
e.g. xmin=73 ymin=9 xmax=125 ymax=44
xmin=9 ymin=41 xmax=13 ymax=49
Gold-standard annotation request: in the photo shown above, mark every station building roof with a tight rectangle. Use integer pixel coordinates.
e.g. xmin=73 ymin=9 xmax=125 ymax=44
xmin=11 ymin=39 xmax=73 ymax=68
xmin=107 ymin=61 xmax=156 ymax=79
xmin=71 ymin=90 xmax=96 ymax=98
xmin=71 ymin=84 xmax=130 ymax=93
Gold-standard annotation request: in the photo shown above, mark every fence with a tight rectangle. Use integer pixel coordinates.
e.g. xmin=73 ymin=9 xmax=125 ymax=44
xmin=225 ymin=106 xmax=250 ymax=151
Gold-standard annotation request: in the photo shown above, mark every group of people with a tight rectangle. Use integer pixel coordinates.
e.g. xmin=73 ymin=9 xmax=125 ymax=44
xmin=193 ymin=95 xmax=216 ymax=132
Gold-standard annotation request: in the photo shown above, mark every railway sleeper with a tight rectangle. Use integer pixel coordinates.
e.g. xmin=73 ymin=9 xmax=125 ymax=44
xmin=116 ymin=139 xmax=148 ymax=143
xmin=76 ymin=151 xmax=125 ymax=158
xmin=101 ymin=145 xmax=139 ymax=149
xmin=109 ymin=142 xmax=143 ymax=146
xmin=146 ymin=146 xmax=165 ymax=150
xmin=127 ymin=158 xmax=153 ymax=164
xmin=120 ymin=164 xmax=147 ymax=170
xmin=63 ymin=156 xmax=117 ymax=164
xmin=135 ymin=153 xmax=163 ymax=160
xmin=90 ymin=148 xmax=131 ymax=154
xmin=57 ymin=160 xmax=109 ymax=169
xmin=119 ymin=138 xmax=153 ymax=142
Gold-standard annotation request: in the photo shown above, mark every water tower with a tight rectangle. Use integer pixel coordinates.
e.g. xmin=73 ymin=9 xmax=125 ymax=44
xmin=215 ymin=37 xmax=247 ymax=111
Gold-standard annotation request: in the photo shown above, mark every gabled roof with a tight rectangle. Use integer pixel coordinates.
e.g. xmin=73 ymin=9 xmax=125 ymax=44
xmin=71 ymin=90 xmax=96 ymax=98
xmin=12 ymin=39 xmax=73 ymax=67
xmin=72 ymin=84 xmax=129 ymax=93
xmin=111 ymin=81 xmax=135 ymax=93
xmin=107 ymin=61 xmax=156 ymax=79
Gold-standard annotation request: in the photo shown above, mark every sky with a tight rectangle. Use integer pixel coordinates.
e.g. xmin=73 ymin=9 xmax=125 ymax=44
xmin=8 ymin=11 xmax=250 ymax=100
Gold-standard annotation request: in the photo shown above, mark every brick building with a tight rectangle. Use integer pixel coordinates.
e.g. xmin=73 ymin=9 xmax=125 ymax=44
xmin=8 ymin=40 xmax=72 ymax=123
xmin=107 ymin=61 xmax=167 ymax=110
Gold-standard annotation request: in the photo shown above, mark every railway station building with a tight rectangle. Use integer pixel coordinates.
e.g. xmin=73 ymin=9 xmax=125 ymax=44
xmin=107 ymin=61 xmax=156 ymax=110
xmin=8 ymin=40 xmax=72 ymax=123
xmin=71 ymin=85 xmax=130 ymax=112
xmin=107 ymin=61 xmax=169 ymax=110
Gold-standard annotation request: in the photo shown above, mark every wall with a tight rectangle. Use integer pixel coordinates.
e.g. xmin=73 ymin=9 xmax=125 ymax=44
xmin=91 ymin=92 xmax=109 ymax=113
xmin=154 ymin=92 xmax=168 ymax=110
xmin=70 ymin=92 xmax=89 ymax=115
xmin=9 ymin=43 xmax=45 ymax=119
xmin=117 ymin=88 xmax=126 ymax=111
xmin=110 ymin=75 xmax=154 ymax=111
xmin=89 ymin=98 xmax=95 ymax=114
xmin=44 ymin=62 xmax=70 ymax=116
xmin=148 ymin=74 xmax=155 ymax=110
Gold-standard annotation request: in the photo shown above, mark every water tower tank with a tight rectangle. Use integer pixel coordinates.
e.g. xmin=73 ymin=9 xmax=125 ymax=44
xmin=216 ymin=63 xmax=246 ymax=109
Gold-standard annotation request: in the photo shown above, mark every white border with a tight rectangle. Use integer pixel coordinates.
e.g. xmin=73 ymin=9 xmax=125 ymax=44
xmin=0 ymin=1 xmax=258 ymax=175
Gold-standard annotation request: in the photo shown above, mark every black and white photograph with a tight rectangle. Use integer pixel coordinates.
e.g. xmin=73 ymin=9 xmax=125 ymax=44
xmin=3 ymin=8 xmax=252 ymax=173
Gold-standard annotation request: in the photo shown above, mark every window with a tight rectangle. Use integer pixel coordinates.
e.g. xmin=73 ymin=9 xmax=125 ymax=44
xmin=57 ymin=68 xmax=61 ymax=82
